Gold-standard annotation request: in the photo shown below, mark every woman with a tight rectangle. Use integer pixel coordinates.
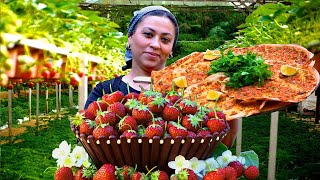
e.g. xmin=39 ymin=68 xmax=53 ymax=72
xmin=84 ymin=6 xmax=179 ymax=109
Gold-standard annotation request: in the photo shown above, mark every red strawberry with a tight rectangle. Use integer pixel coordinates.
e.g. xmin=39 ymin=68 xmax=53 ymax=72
xmin=224 ymin=166 xmax=237 ymax=180
xmin=162 ymin=104 xmax=181 ymax=122
xmin=118 ymin=115 xmax=138 ymax=133
xmin=54 ymin=167 xmax=73 ymax=180
xmin=42 ymin=70 xmax=50 ymax=79
xmin=207 ymin=111 xmax=226 ymax=120
xmin=28 ymin=82 xmax=34 ymax=88
xmin=124 ymin=98 xmax=140 ymax=115
xmin=132 ymin=104 xmax=152 ymax=125
xmin=150 ymin=170 xmax=169 ymax=180
xmin=70 ymin=73 xmax=81 ymax=87
xmin=122 ymin=130 xmax=137 ymax=139
xmin=95 ymin=111 xmax=117 ymax=126
xmin=44 ymin=62 xmax=53 ymax=69
xmin=165 ymin=82 xmax=181 ymax=104
xmin=79 ymin=120 xmax=95 ymax=136
xmin=145 ymin=124 xmax=164 ymax=139
xmin=93 ymin=125 xmax=115 ymax=140
xmin=78 ymin=72 xmax=85 ymax=78
xmin=87 ymin=100 xmax=108 ymax=116
xmin=181 ymin=114 xmax=202 ymax=132
xmin=74 ymin=168 xmax=93 ymax=180
xmin=116 ymin=165 xmax=135 ymax=180
xmin=203 ymin=168 xmax=225 ymax=180
xmin=228 ymin=161 xmax=244 ymax=178
xmin=147 ymin=117 xmax=165 ymax=130
xmin=139 ymin=89 xmax=163 ymax=104
xmin=207 ymin=119 xmax=227 ymax=134
xmin=82 ymin=110 xmax=96 ymax=121
xmin=197 ymin=128 xmax=211 ymax=138
xmin=179 ymin=99 xmax=198 ymax=115
xmin=107 ymin=102 xmax=126 ymax=120
xmin=168 ymin=125 xmax=188 ymax=138
xmin=102 ymin=91 xmax=124 ymax=105
xmin=93 ymin=164 xmax=117 ymax=180
xmin=131 ymin=172 xmax=146 ymax=180
xmin=176 ymin=168 xmax=197 ymax=180
xmin=147 ymin=95 xmax=166 ymax=114
xmin=243 ymin=166 xmax=259 ymax=180
xmin=50 ymin=69 xmax=57 ymax=78
xmin=124 ymin=92 xmax=139 ymax=101
xmin=187 ymin=131 xmax=197 ymax=138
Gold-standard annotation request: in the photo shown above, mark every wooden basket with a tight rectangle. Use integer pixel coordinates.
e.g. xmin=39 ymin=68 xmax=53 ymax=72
xmin=71 ymin=123 xmax=230 ymax=174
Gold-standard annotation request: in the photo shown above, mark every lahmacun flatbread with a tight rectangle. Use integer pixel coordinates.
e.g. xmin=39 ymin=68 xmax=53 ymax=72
xmin=152 ymin=52 xmax=210 ymax=93
xmin=151 ymin=44 xmax=319 ymax=120
xmin=222 ymin=60 xmax=319 ymax=103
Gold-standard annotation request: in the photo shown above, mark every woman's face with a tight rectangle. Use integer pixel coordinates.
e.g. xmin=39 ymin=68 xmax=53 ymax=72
xmin=129 ymin=15 xmax=176 ymax=72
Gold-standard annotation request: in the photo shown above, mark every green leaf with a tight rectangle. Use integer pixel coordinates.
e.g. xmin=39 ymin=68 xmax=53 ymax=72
xmin=258 ymin=15 xmax=272 ymax=22
xmin=210 ymin=142 xmax=228 ymax=158
xmin=240 ymin=150 xmax=259 ymax=168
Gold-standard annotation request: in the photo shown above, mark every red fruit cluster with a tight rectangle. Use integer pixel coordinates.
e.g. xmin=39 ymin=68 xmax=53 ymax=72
xmin=93 ymin=163 xmax=168 ymax=180
xmin=75 ymin=89 xmax=228 ymax=141
xmin=203 ymin=161 xmax=259 ymax=180
xmin=55 ymin=167 xmax=94 ymax=180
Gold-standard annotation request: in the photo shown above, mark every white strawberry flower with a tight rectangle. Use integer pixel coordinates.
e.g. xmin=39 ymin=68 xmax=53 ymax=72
xmin=168 ymin=155 xmax=191 ymax=174
xmin=237 ymin=156 xmax=246 ymax=165
xmin=52 ymin=140 xmax=71 ymax=159
xmin=216 ymin=150 xmax=237 ymax=167
xmin=82 ymin=159 xmax=91 ymax=168
xmin=57 ymin=155 xmax=76 ymax=168
xmin=189 ymin=157 xmax=206 ymax=173
xmin=71 ymin=146 xmax=89 ymax=167
xmin=203 ymin=157 xmax=219 ymax=175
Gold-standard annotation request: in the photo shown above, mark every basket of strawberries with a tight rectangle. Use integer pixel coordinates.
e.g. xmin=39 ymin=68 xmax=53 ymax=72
xmin=70 ymin=88 xmax=230 ymax=174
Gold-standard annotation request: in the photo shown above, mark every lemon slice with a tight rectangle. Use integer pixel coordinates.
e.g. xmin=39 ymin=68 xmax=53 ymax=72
xmin=206 ymin=90 xmax=223 ymax=101
xmin=280 ymin=65 xmax=298 ymax=76
xmin=173 ymin=76 xmax=187 ymax=88
xmin=204 ymin=49 xmax=221 ymax=60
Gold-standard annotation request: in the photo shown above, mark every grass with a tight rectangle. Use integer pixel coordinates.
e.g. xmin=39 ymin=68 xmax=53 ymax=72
xmin=1 ymin=91 xmax=320 ymax=179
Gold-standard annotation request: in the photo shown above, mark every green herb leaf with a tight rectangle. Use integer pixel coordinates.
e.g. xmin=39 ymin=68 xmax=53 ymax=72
xmin=208 ymin=51 xmax=272 ymax=89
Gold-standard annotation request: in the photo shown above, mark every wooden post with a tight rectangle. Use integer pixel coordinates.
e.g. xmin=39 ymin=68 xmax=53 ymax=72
xmin=8 ymin=88 xmax=13 ymax=143
xmin=55 ymin=82 xmax=59 ymax=118
xmin=78 ymin=58 xmax=88 ymax=111
xmin=236 ymin=117 xmax=243 ymax=156
xmin=36 ymin=83 xmax=39 ymax=132
xmin=46 ymin=87 xmax=49 ymax=114
xmin=268 ymin=111 xmax=279 ymax=180
xmin=69 ymin=85 xmax=74 ymax=108
xmin=58 ymin=83 xmax=61 ymax=111
xmin=29 ymin=87 xmax=32 ymax=121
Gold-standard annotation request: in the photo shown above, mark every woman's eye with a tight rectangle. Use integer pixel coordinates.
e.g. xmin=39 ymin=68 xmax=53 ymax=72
xmin=162 ymin=37 xmax=171 ymax=43
xmin=143 ymin=32 xmax=152 ymax=37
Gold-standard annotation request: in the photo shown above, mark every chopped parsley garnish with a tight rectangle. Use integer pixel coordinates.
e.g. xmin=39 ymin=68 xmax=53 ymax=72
xmin=208 ymin=50 xmax=272 ymax=89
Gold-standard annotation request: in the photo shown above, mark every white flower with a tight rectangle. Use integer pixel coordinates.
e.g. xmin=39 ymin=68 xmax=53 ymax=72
xmin=52 ymin=140 xmax=71 ymax=159
xmin=168 ymin=155 xmax=191 ymax=174
xmin=216 ymin=150 xmax=237 ymax=168
xmin=82 ymin=159 xmax=91 ymax=168
xmin=71 ymin=146 xmax=89 ymax=167
xmin=203 ymin=157 xmax=219 ymax=175
xmin=37 ymin=3 xmax=47 ymax=10
xmin=189 ymin=157 xmax=206 ymax=173
xmin=237 ymin=156 xmax=246 ymax=165
xmin=57 ymin=155 xmax=76 ymax=168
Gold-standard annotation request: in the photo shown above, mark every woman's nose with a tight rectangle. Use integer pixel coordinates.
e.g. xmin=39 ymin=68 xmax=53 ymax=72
xmin=150 ymin=37 xmax=160 ymax=49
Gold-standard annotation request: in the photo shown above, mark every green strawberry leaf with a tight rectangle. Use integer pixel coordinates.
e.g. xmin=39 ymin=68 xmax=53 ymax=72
xmin=240 ymin=150 xmax=259 ymax=168
xmin=210 ymin=142 xmax=228 ymax=158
